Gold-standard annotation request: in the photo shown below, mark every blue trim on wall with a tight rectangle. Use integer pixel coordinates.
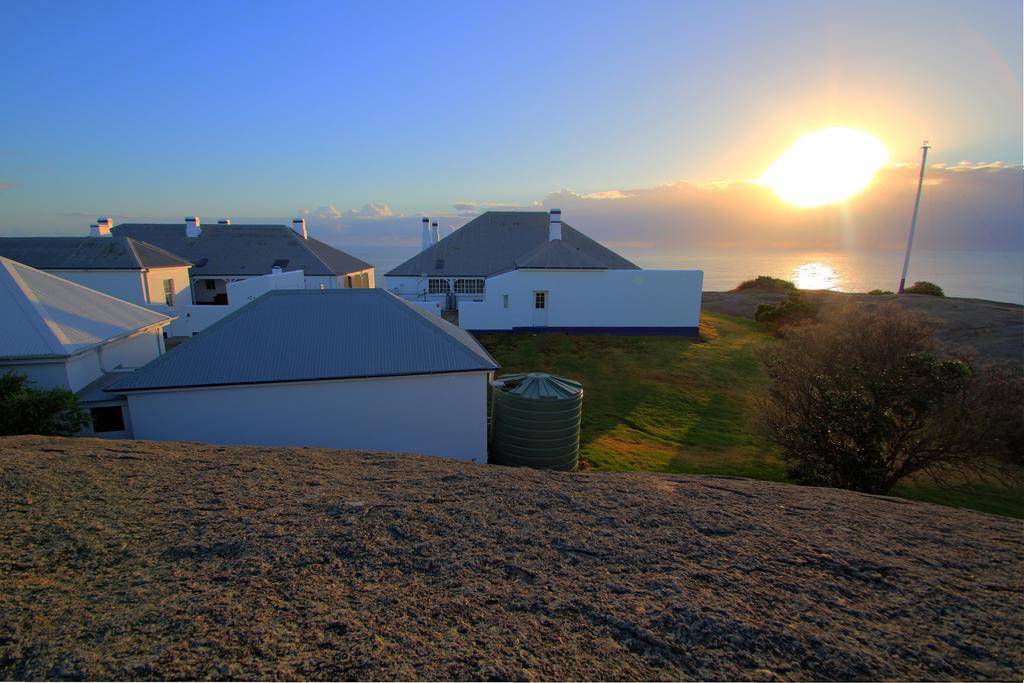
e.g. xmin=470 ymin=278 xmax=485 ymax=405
xmin=468 ymin=326 xmax=700 ymax=337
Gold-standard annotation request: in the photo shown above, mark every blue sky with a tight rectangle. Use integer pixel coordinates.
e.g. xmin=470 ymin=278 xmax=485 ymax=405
xmin=1 ymin=0 xmax=1021 ymax=241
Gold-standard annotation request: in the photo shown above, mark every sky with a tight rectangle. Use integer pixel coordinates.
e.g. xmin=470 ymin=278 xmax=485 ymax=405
xmin=1 ymin=0 xmax=1021 ymax=249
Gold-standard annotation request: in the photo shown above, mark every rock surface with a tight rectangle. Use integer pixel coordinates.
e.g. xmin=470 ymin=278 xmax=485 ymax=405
xmin=702 ymin=290 xmax=1024 ymax=362
xmin=1 ymin=435 xmax=1021 ymax=680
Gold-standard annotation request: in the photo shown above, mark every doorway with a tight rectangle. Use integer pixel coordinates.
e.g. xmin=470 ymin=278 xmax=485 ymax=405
xmin=532 ymin=290 xmax=548 ymax=327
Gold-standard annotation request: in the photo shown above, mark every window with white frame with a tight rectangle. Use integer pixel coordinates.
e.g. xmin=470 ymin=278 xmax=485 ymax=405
xmin=453 ymin=278 xmax=485 ymax=295
xmin=428 ymin=278 xmax=450 ymax=294
xmin=162 ymin=279 xmax=174 ymax=307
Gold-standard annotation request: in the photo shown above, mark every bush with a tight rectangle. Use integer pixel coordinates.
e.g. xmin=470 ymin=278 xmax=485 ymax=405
xmin=904 ymin=281 xmax=944 ymax=296
xmin=754 ymin=292 xmax=820 ymax=328
xmin=734 ymin=276 xmax=797 ymax=293
xmin=0 ymin=372 xmax=90 ymax=436
xmin=758 ymin=304 xmax=1024 ymax=494
xmin=867 ymin=289 xmax=894 ymax=295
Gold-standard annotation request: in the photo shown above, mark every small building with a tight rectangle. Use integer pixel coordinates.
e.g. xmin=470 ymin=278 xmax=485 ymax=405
xmin=109 ymin=289 xmax=499 ymax=462
xmin=0 ymin=227 xmax=193 ymax=315
xmin=0 ymin=257 xmax=172 ymax=438
xmin=112 ymin=216 xmax=375 ymax=306
xmin=386 ymin=210 xmax=703 ymax=335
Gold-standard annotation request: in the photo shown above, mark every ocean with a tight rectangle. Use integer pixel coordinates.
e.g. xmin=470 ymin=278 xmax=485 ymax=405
xmin=343 ymin=245 xmax=1024 ymax=305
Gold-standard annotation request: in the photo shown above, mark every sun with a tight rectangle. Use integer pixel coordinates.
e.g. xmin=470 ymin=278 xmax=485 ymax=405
xmin=759 ymin=128 xmax=889 ymax=208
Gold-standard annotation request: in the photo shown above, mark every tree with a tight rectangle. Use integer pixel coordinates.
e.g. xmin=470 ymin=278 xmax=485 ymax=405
xmin=758 ymin=304 xmax=1024 ymax=494
xmin=0 ymin=372 xmax=90 ymax=436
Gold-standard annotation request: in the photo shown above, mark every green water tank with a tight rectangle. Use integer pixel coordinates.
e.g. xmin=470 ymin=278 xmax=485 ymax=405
xmin=490 ymin=373 xmax=583 ymax=471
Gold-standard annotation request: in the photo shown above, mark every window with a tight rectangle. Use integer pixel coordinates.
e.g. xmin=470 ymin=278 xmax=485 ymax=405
xmin=90 ymin=406 xmax=126 ymax=433
xmin=346 ymin=275 xmax=354 ymax=288
xmin=162 ymin=279 xmax=174 ymax=307
xmin=428 ymin=278 xmax=450 ymax=294
xmin=534 ymin=291 xmax=546 ymax=309
xmin=502 ymin=294 xmax=509 ymax=309
xmin=205 ymin=280 xmax=217 ymax=290
xmin=453 ymin=278 xmax=485 ymax=295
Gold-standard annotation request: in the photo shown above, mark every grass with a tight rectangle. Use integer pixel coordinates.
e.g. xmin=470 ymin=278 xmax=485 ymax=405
xmin=475 ymin=312 xmax=1024 ymax=519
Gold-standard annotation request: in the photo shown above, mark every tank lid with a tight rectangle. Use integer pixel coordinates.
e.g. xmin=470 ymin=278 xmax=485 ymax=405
xmin=494 ymin=373 xmax=582 ymax=400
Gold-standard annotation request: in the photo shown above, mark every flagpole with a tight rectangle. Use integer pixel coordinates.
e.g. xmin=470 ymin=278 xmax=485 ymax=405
xmin=898 ymin=141 xmax=930 ymax=294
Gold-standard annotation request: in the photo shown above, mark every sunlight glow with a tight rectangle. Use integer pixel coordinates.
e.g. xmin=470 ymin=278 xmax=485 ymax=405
xmin=793 ymin=261 xmax=840 ymax=290
xmin=759 ymin=128 xmax=889 ymax=208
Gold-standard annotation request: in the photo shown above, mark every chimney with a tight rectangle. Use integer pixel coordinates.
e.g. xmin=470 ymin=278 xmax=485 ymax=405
xmin=271 ymin=265 xmax=283 ymax=275
xmin=421 ymin=217 xmax=431 ymax=251
xmin=185 ymin=216 xmax=201 ymax=238
xmin=218 ymin=219 xmax=231 ymax=225
xmin=431 ymin=221 xmax=440 ymax=244
xmin=292 ymin=218 xmax=308 ymax=239
xmin=89 ymin=217 xmax=112 ymax=237
xmin=549 ymin=208 xmax=562 ymax=241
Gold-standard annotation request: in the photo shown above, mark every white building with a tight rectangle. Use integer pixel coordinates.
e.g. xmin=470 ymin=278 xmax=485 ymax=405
xmin=109 ymin=289 xmax=499 ymax=462
xmin=0 ymin=223 xmax=193 ymax=319
xmin=112 ymin=216 xmax=375 ymax=305
xmin=0 ymin=257 xmax=172 ymax=439
xmin=386 ymin=210 xmax=703 ymax=335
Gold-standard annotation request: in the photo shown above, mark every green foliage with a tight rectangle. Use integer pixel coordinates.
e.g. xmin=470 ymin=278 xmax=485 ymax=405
xmin=759 ymin=305 xmax=1023 ymax=495
xmin=0 ymin=371 xmax=90 ymax=437
xmin=867 ymin=289 xmax=894 ymax=295
xmin=904 ymin=281 xmax=944 ymax=296
xmin=754 ymin=292 xmax=820 ymax=327
xmin=734 ymin=275 xmax=797 ymax=293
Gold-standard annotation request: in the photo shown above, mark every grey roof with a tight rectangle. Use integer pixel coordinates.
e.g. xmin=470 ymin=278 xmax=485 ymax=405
xmin=385 ymin=211 xmax=639 ymax=277
xmin=0 ymin=236 xmax=192 ymax=270
xmin=76 ymin=372 xmax=128 ymax=403
xmin=110 ymin=289 xmax=498 ymax=392
xmin=0 ymin=257 xmax=172 ymax=360
xmin=514 ymin=239 xmax=608 ymax=269
xmin=111 ymin=223 xmax=373 ymax=277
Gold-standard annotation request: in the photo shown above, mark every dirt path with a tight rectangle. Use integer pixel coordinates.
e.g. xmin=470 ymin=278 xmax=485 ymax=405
xmin=1 ymin=436 xmax=1021 ymax=680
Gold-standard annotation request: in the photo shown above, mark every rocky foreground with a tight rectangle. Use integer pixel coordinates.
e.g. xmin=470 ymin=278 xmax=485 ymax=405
xmin=1 ymin=436 xmax=1021 ymax=681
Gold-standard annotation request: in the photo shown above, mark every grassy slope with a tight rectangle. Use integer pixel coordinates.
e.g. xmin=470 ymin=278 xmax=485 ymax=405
xmin=476 ymin=312 xmax=1024 ymax=518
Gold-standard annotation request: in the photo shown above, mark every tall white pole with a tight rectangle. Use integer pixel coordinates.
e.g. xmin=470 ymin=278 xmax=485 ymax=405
xmin=898 ymin=141 xmax=930 ymax=294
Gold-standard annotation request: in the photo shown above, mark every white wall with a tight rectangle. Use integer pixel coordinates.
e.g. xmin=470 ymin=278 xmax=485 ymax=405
xmin=458 ymin=269 xmax=703 ymax=332
xmin=44 ymin=269 xmax=148 ymax=306
xmin=144 ymin=267 xmax=192 ymax=307
xmin=174 ymin=270 xmax=306 ymax=336
xmin=0 ymin=328 xmax=165 ymax=392
xmin=126 ymin=371 xmax=491 ymax=462
xmin=0 ymin=360 xmax=71 ymax=390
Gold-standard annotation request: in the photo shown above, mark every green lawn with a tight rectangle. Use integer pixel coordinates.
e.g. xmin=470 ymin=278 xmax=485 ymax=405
xmin=475 ymin=312 xmax=1024 ymax=518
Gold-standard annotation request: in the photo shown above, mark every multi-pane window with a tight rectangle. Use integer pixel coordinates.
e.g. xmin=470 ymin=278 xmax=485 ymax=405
xmin=534 ymin=291 xmax=546 ymax=309
xmin=453 ymin=278 xmax=485 ymax=295
xmin=162 ymin=279 xmax=174 ymax=307
xmin=428 ymin=278 xmax=450 ymax=294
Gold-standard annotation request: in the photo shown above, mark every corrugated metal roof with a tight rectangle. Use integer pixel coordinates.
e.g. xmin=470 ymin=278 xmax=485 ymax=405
xmin=0 ymin=257 xmax=172 ymax=359
xmin=0 ymin=236 xmax=192 ymax=270
xmin=385 ymin=211 xmax=639 ymax=277
xmin=514 ymin=239 xmax=608 ymax=269
xmin=109 ymin=289 xmax=498 ymax=392
xmin=111 ymin=224 xmax=373 ymax=277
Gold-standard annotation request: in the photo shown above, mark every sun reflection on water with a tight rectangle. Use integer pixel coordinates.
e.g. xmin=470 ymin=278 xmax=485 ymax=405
xmin=793 ymin=262 xmax=840 ymax=290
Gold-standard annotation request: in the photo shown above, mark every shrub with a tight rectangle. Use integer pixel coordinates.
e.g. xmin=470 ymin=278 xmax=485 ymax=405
xmin=734 ymin=276 xmax=797 ymax=293
xmin=754 ymin=292 xmax=820 ymax=328
xmin=904 ymin=281 xmax=944 ymax=297
xmin=758 ymin=304 xmax=1024 ymax=494
xmin=867 ymin=289 xmax=894 ymax=295
xmin=0 ymin=372 xmax=90 ymax=436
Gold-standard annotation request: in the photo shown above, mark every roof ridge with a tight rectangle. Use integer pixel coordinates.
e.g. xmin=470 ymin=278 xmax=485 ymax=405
xmin=384 ymin=290 xmax=498 ymax=367
xmin=0 ymin=258 xmax=67 ymax=355
xmin=123 ymin=237 xmax=145 ymax=269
